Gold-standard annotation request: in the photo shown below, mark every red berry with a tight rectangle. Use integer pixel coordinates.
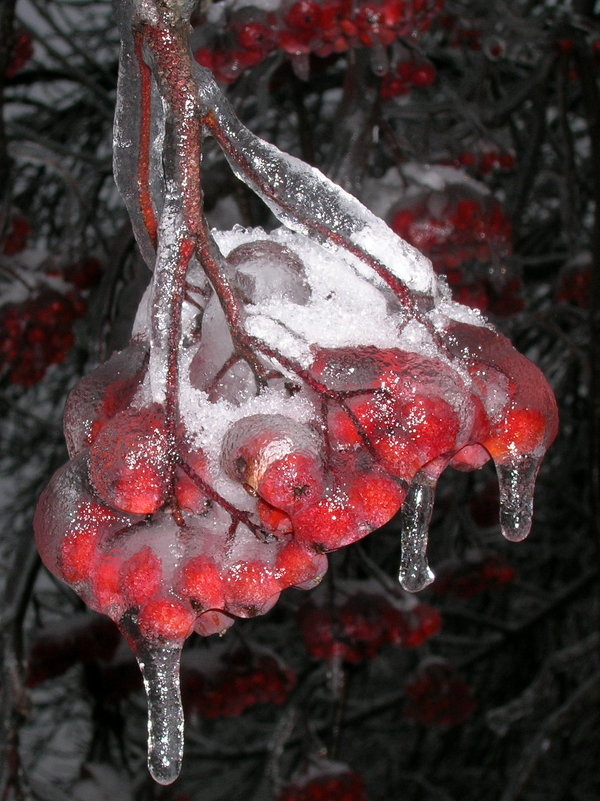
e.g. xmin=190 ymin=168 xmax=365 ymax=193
xmin=178 ymin=556 xmax=225 ymax=610
xmin=60 ymin=530 xmax=100 ymax=584
xmin=89 ymin=405 xmax=170 ymax=515
xmin=347 ymin=473 xmax=405 ymax=528
xmin=138 ymin=598 xmax=195 ymax=641
xmin=58 ymin=501 xmax=118 ymax=583
xmin=484 ymin=408 xmax=547 ymax=460
xmin=120 ymin=547 xmax=162 ymax=606
xmin=275 ymin=540 xmax=323 ymax=586
xmin=223 ymin=560 xmax=280 ymax=613
xmin=285 ymin=0 xmax=322 ymax=30
xmin=411 ymin=62 xmax=436 ymax=86
xmin=372 ymin=435 xmax=422 ymax=481
xmin=293 ymin=495 xmax=359 ymax=550
xmin=90 ymin=554 xmax=123 ymax=614
xmin=175 ymin=451 xmax=209 ymax=512
xmin=258 ymin=451 xmax=324 ymax=514
xmin=257 ymin=499 xmax=294 ymax=534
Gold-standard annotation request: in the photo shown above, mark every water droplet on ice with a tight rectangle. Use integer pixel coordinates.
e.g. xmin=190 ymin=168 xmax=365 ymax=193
xmin=398 ymin=476 xmax=436 ymax=592
xmin=496 ymin=455 xmax=541 ymax=542
xmin=135 ymin=642 xmax=184 ymax=785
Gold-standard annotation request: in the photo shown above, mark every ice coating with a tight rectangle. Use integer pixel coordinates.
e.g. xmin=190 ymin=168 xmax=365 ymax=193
xmin=398 ymin=475 xmax=436 ymax=592
xmin=135 ymin=642 xmax=184 ymax=785
xmin=63 ymin=340 xmax=149 ymax=457
xmin=496 ymin=456 xmax=542 ymax=542
xmin=192 ymin=63 xmax=437 ymax=300
xmin=225 ymin=240 xmax=311 ymax=305
xmin=113 ymin=0 xmax=165 ymax=268
xmin=33 ymin=0 xmax=559 ymax=785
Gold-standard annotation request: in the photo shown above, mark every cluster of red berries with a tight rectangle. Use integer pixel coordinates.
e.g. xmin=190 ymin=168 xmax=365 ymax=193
xmin=390 ymin=191 xmax=513 ymax=271
xmin=298 ymin=583 xmax=441 ymax=662
xmin=432 ymin=553 xmax=516 ymax=598
xmin=279 ymin=763 xmax=369 ymax=801
xmin=380 ymin=58 xmax=436 ymax=98
xmin=36 ymin=334 xmax=330 ymax=643
xmin=389 ymin=186 xmax=521 ymax=314
xmin=0 ymin=289 xmax=87 ymax=386
xmin=6 ymin=31 xmax=33 ymax=78
xmin=181 ymin=645 xmax=296 ymax=718
xmin=404 ymin=659 xmax=477 ymax=726
xmin=194 ymin=0 xmax=443 ymax=83
xmin=26 ymin=614 xmax=121 ymax=688
xmin=0 ymin=255 xmax=104 ymax=386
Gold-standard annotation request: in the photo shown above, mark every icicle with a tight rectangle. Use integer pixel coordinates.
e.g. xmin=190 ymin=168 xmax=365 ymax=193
xmin=135 ymin=641 xmax=184 ymax=785
xmin=495 ymin=454 xmax=542 ymax=542
xmin=398 ymin=475 xmax=436 ymax=592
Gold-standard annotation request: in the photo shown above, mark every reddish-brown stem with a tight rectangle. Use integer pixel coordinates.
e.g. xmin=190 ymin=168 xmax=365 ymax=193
xmin=207 ymin=353 xmax=242 ymax=401
xmin=164 ymin=237 xmax=196 ymax=442
xmin=134 ymin=32 xmax=158 ymax=248
xmin=135 ymin=5 xmax=405 ymax=511
xmin=239 ymin=333 xmax=385 ymax=459
xmin=185 ymin=280 xmax=210 ymax=298
xmin=183 ymin=291 xmax=205 ymax=313
xmin=193 ymin=223 xmax=269 ymax=388
xmin=177 ymin=457 xmax=270 ymax=542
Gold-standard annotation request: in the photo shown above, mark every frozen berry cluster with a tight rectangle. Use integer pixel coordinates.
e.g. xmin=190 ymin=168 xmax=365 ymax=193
xmin=298 ymin=582 xmax=441 ymax=662
xmin=34 ymin=226 xmax=557 ymax=655
xmin=279 ymin=761 xmax=369 ymax=801
xmin=432 ymin=553 xmax=516 ymax=598
xmin=404 ymin=659 xmax=477 ymax=726
xmin=0 ymin=288 xmax=87 ymax=386
xmin=34 ymin=327 xmax=329 ymax=646
xmin=181 ymin=644 xmax=296 ymax=718
xmin=194 ymin=0 xmax=443 ymax=83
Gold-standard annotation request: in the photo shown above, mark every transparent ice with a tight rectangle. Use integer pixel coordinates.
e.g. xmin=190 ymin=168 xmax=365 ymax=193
xmin=398 ymin=474 xmax=436 ymax=592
